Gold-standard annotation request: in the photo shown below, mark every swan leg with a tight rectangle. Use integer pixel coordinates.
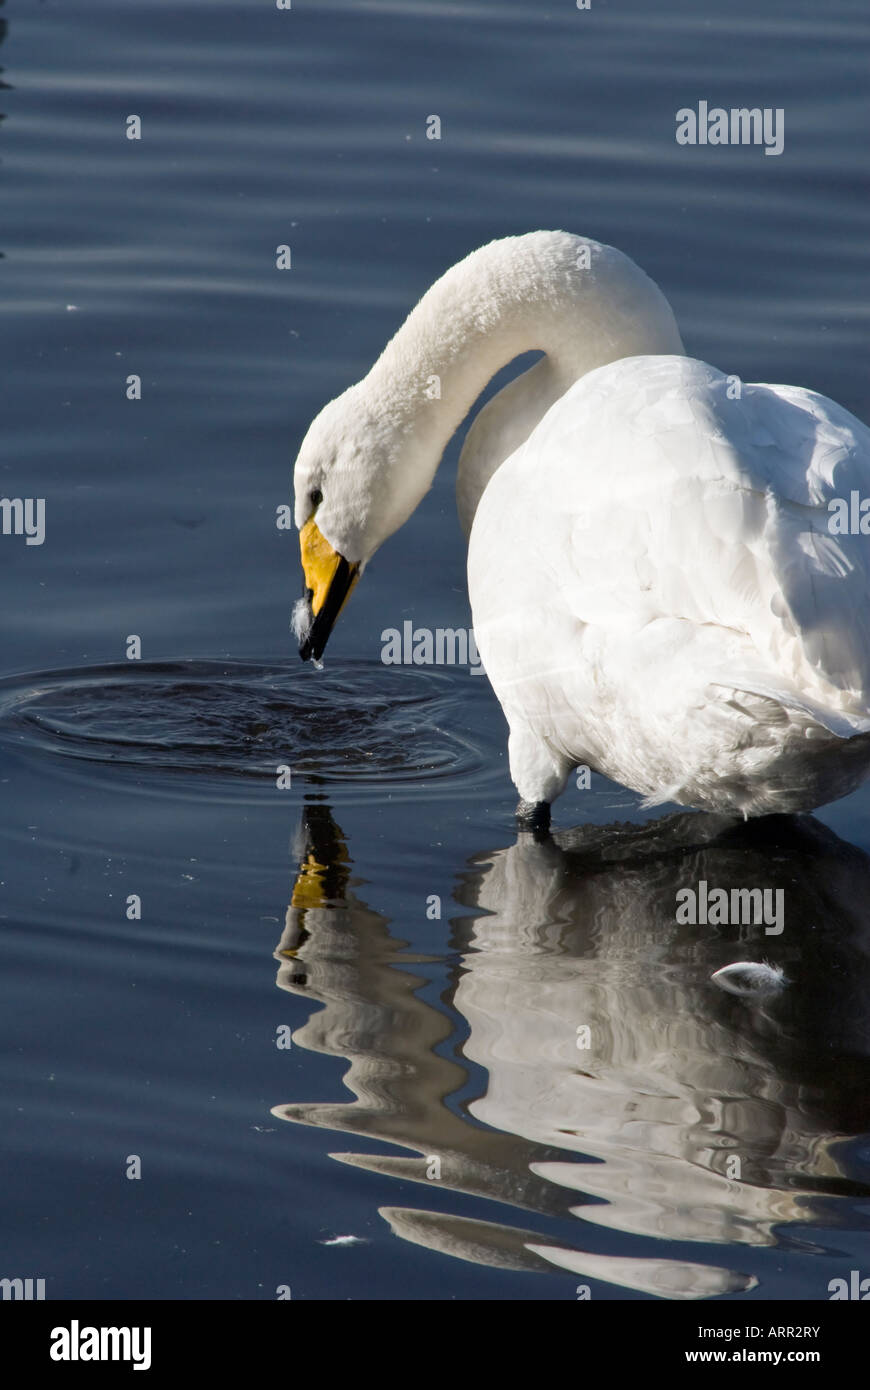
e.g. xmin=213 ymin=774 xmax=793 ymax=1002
xmin=515 ymin=798 xmax=551 ymax=834
xmin=507 ymin=721 xmax=571 ymax=807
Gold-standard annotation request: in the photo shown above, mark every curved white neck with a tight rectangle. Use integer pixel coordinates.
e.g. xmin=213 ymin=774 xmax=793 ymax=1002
xmin=363 ymin=231 xmax=683 ymax=532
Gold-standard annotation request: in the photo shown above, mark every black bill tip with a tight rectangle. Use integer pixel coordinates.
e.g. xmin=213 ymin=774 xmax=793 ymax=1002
xmin=298 ymin=557 xmax=358 ymax=661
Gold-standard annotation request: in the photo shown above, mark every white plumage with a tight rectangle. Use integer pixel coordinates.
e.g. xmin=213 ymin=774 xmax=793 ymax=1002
xmin=470 ymin=353 xmax=870 ymax=813
xmin=711 ymin=961 xmax=788 ymax=997
xmin=293 ymin=231 xmax=870 ymax=818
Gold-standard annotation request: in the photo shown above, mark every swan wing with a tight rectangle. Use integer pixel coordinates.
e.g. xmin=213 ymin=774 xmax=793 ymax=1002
xmin=478 ymin=355 xmax=870 ymax=731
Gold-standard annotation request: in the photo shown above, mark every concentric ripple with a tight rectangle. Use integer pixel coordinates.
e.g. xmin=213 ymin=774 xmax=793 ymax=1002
xmin=0 ymin=661 xmax=496 ymax=802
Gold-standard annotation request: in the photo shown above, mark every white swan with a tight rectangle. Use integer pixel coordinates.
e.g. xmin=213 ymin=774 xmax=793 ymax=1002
xmin=292 ymin=230 xmax=870 ymax=824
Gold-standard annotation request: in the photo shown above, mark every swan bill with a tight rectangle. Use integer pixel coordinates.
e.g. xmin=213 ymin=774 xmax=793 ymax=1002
xmin=298 ymin=517 xmax=360 ymax=661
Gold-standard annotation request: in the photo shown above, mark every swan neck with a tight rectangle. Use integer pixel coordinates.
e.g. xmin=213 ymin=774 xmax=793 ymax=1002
xmin=363 ymin=232 xmax=683 ymax=520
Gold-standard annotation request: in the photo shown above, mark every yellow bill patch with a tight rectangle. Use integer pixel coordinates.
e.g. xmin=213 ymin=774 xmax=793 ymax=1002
xmin=290 ymin=840 xmax=351 ymax=911
xmin=299 ymin=517 xmax=344 ymax=616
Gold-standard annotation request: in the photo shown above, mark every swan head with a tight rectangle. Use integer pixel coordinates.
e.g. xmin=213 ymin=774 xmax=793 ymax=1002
xmin=292 ymin=380 xmax=432 ymax=661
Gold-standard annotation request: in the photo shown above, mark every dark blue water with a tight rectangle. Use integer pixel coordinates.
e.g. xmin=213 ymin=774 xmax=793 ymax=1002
xmin=3 ymin=0 xmax=870 ymax=1300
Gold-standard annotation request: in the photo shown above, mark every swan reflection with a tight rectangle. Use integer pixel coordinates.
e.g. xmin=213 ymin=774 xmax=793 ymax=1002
xmin=273 ymin=803 xmax=870 ymax=1298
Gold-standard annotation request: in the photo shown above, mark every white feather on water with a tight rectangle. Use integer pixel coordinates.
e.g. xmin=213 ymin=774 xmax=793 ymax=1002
xmin=711 ymin=961 xmax=788 ymax=997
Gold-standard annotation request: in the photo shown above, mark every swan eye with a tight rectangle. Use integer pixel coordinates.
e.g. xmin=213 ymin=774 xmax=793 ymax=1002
xmin=309 ymin=488 xmax=323 ymax=509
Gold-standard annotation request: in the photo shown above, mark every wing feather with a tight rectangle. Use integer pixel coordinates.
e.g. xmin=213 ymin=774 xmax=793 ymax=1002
xmin=511 ymin=356 xmax=870 ymax=719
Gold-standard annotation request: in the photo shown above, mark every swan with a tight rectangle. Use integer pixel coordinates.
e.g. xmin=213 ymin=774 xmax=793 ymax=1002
xmin=292 ymin=230 xmax=870 ymax=825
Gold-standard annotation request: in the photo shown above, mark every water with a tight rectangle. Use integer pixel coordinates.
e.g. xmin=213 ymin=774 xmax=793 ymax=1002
xmin=3 ymin=0 xmax=870 ymax=1300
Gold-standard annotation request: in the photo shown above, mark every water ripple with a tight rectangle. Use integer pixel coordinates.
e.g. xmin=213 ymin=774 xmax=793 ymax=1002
xmin=0 ymin=660 xmax=495 ymax=803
